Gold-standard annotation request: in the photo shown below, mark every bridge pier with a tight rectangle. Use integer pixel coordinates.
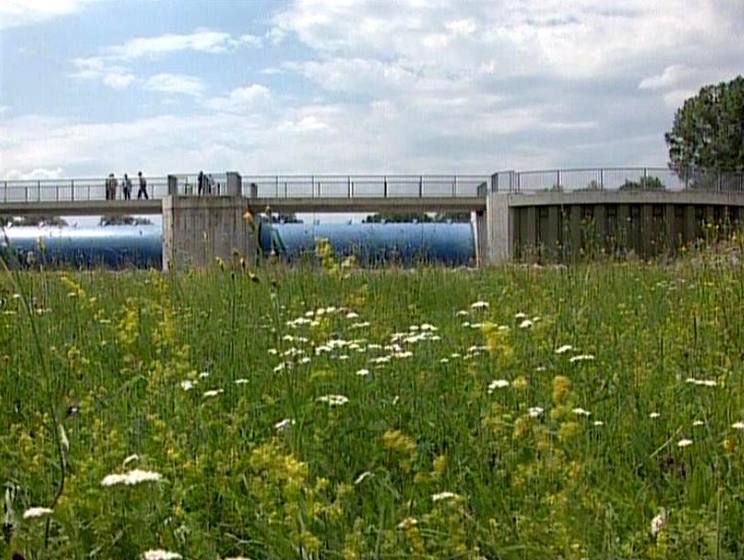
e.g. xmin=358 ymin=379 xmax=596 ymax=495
xmin=162 ymin=194 xmax=257 ymax=271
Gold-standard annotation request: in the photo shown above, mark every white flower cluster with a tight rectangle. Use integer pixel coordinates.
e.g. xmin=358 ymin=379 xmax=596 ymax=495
xmin=102 ymin=469 xmax=162 ymax=487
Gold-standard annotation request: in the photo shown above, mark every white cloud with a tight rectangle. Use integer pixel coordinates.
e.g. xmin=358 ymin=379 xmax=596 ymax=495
xmin=144 ymin=74 xmax=205 ymax=97
xmin=239 ymin=33 xmax=263 ymax=48
xmin=3 ymin=167 xmax=65 ymax=180
xmin=102 ymin=72 xmax=135 ymax=90
xmin=204 ymin=85 xmax=272 ymax=114
xmin=0 ymin=0 xmax=94 ymax=30
xmin=639 ymin=64 xmax=739 ymax=107
xmin=639 ymin=64 xmax=696 ymax=91
xmin=105 ymin=29 xmax=242 ymax=60
xmin=70 ymin=57 xmax=135 ymax=89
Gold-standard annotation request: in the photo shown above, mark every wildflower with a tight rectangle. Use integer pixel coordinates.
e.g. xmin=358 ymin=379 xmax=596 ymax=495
xmin=143 ymin=550 xmax=182 ymax=560
xmin=355 ymin=368 xmax=370 ymax=377
xmin=569 ymin=354 xmax=595 ymax=363
xmin=555 ymin=345 xmax=573 ymax=354
xmin=677 ymin=438 xmax=693 ymax=448
xmin=439 ymin=358 xmax=450 ymax=363
xmin=518 ymin=319 xmax=534 ymax=329
xmin=234 ymin=378 xmax=249 ymax=384
xmin=22 ymin=507 xmax=53 ymax=520
xmin=593 ymin=420 xmax=604 ymax=426
xmin=692 ymin=420 xmax=705 ymax=427
xmin=346 ymin=311 xmax=359 ymax=319
xmin=198 ymin=371 xmax=210 ymax=379
xmin=317 ymin=394 xmax=349 ymax=406
xmin=455 ymin=310 xmax=469 ymax=316
xmin=274 ymin=418 xmax=295 ymax=431
xmin=123 ymin=454 xmax=139 ymax=466
xmin=552 ymin=375 xmax=572 ymax=404
xmin=650 ymin=508 xmax=668 ymax=537
xmin=514 ymin=312 xmax=528 ymax=319
xmin=732 ymin=422 xmax=744 ymax=430
xmin=487 ymin=379 xmax=509 ymax=393
xmin=101 ymin=469 xmax=162 ymax=487
xmin=572 ymin=407 xmax=591 ymax=416
xmin=354 ymin=471 xmax=374 ymax=485
xmin=470 ymin=301 xmax=489 ymax=309
xmin=432 ymin=491 xmax=460 ymax=502
xmin=397 ymin=517 xmax=418 ymax=530
xmin=649 ymin=412 xmax=661 ymax=419
xmin=528 ymin=406 xmax=544 ymax=418
xmin=685 ymin=377 xmax=717 ymax=387
xmin=512 ymin=376 xmax=528 ymax=390
xmin=203 ymin=389 xmax=223 ymax=398
xmin=180 ymin=380 xmax=195 ymax=391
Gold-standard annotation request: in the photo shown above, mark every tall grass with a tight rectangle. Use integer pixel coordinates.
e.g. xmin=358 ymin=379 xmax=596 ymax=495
xmin=2 ymin=256 xmax=744 ymax=558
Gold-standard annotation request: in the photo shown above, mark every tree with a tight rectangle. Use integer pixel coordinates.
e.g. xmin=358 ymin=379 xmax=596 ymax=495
xmin=1 ymin=215 xmax=68 ymax=227
xmin=665 ymin=75 xmax=744 ymax=173
xmin=99 ymin=215 xmax=153 ymax=226
xmin=363 ymin=212 xmax=470 ymax=223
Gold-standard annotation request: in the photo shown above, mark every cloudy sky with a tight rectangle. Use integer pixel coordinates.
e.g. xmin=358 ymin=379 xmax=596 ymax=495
xmin=1 ymin=0 xmax=743 ymax=180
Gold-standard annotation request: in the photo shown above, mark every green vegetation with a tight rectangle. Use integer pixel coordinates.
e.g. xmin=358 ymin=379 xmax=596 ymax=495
xmin=99 ymin=216 xmax=154 ymax=226
xmin=619 ymin=176 xmax=667 ymax=191
xmin=3 ymin=254 xmax=744 ymax=558
xmin=666 ymin=75 xmax=744 ymax=173
xmin=363 ymin=211 xmax=470 ymax=223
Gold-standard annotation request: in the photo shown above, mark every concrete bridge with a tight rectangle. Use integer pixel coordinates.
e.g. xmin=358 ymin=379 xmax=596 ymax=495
xmin=2 ymin=168 xmax=743 ymax=268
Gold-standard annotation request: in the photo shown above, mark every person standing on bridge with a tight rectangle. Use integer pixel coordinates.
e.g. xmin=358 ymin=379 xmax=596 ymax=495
xmin=123 ymin=173 xmax=132 ymax=200
xmin=197 ymin=171 xmax=205 ymax=196
xmin=137 ymin=171 xmax=149 ymax=200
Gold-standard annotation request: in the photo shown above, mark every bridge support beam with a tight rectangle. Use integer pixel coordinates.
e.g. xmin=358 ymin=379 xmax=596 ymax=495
xmin=476 ymin=192 xmax=513 ymax=266
xmin=162 ymin=195 xmax=256 ymax=271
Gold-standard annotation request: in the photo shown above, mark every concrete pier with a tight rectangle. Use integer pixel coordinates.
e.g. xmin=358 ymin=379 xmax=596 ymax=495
xmin=162 ymin=195 xmax=257 ymax=271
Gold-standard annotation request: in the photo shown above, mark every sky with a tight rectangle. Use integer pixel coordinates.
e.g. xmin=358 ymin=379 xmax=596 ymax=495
xmin=1 ymin=0 xmax=743 ymax=182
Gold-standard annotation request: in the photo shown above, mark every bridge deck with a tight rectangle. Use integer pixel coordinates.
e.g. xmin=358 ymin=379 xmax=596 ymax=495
xmin=0 ymin=196 xmax=486 ymax=216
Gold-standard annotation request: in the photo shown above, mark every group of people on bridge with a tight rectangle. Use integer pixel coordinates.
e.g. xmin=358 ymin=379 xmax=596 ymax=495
xmin=106 ymin=171 xmax=148 ymax=200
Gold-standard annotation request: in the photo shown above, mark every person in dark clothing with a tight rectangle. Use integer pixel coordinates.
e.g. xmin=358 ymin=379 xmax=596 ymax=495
xmin=197 ymin=171 xmax=205 ymax=196
xmin=123 ymin=173 xmax=132 ymax=200
xmin=137 ymin=171 xmax=149 ymax=200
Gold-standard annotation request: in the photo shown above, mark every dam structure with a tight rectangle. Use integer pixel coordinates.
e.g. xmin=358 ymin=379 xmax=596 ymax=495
xmin=2 ymin=168 xmax=744 ymax=268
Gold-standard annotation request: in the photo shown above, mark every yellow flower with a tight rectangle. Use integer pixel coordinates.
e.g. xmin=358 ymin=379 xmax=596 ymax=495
xmin=552 ymin=375 xmax=572 ymax=404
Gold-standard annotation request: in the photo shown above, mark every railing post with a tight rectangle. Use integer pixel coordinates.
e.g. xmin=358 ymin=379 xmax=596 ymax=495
xmin=312 ymin=175 xmax=316 ymax=198
xmin=600 ymin=168 xmax=604 ymax=189
xmin=556 ymin=170 xmax=561 ymax=190
xmin=275 ymin=176 xmax=279 ymax=197
xmin=71 ymin=180 xmax=75 ymax=201
xmin=347 ymin=176 xmax=352 ymax=198
xmin=3 ymin=181 xmax=6 ymax=203
xmin=718 ymin=170 xmax=722 ymax=192
xmin=37 ymin=180 xmax=41 ymax=202
xmin=384 ymin=176 xmax=388 ymax=198
xmin=419 ymin=175 xmax=423 ymax=197
xmin=453 ymin=175 xmax=457 ymax=197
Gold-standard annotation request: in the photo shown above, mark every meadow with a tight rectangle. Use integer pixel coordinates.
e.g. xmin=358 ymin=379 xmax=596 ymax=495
xmin=2 ymin=252 xmax=744 ymax=559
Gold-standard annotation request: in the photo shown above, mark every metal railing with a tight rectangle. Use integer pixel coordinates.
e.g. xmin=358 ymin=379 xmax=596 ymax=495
xmin=0 ymin=176 xmax=170 ymax=203
xmin=0 ymin=174 xmax=490 ymax=203
xmin=240 ymin=175 xmax=489 ymax=199
xmin=494 ymin=167 xmax=744 ymax=194
xmin=6 ymin=168 xmax=743 ymax=203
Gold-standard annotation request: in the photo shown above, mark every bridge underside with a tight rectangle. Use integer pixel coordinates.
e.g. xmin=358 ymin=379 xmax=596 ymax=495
xmin=0 ymin=200 xmax=163 ymax=217
xmin=249 ymin=197 xmax=485 ymax=213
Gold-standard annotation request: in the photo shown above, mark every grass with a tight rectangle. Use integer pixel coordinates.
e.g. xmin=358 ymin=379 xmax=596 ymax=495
xmin=2 ymin=255 xmax=744 ymax=559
